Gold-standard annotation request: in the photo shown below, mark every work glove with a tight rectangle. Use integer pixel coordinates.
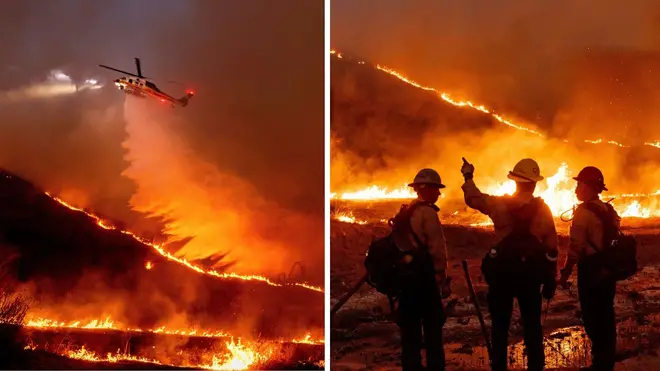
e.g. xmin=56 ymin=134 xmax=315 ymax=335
xmin=461 ymin=159 xmax=475 ymax=180
xmin=542 ymin=279 xmax=557 ymax=300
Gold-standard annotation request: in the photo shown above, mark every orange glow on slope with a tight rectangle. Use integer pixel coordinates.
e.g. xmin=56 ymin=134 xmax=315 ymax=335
xmin=330 ymin=49 xmax=660 ymax=150
xmin=44 ymin=192 xmax=323 ymax=293
xmin=329 ymin=50 xmax=660 ymax=219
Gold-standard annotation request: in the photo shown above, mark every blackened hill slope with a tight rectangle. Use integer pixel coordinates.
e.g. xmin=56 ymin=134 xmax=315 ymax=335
xmin=0 ymin=170 xmax=322 ymax=339
xmin=330 ymin=54 xmax=506 ymax=163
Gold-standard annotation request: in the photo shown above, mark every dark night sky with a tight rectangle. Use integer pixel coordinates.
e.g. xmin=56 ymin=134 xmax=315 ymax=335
xmin=0 ymin=0 xmax=324 ymax=218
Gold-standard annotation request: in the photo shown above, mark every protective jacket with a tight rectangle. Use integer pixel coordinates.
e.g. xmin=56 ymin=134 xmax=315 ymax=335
xmin=393 ymin=198 xmax=448 ymax=273
xmin=461 ymin=179 xmax=558 ymax=256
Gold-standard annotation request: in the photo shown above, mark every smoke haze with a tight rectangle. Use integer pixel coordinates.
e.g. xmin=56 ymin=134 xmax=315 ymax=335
xmin=0 ymin=0 xmax=324 ymax=280
xmin=331 ymin=0 xmax=660 ymax=139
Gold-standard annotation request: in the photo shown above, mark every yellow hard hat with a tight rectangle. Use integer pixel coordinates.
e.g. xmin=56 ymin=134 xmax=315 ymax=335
xmin=507 ymin=158 xmax=544 ymax=183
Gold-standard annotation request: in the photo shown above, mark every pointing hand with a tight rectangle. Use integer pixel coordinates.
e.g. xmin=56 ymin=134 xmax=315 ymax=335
xmin=461 ymin=157 xmax=475 ymax=179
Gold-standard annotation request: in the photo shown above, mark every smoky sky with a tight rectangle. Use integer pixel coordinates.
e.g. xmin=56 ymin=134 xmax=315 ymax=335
xmin=331 ymin=0 xmax=660 ymax=132
xmin=0 ymin=0 xmax=324 ymax=221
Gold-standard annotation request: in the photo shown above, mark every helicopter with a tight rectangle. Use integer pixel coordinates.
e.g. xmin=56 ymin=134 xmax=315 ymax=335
xmin=99 ymin=58 xmax=194 ymax=108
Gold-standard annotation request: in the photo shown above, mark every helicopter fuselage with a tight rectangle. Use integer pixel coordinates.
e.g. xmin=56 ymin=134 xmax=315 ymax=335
xmin=114 ymin=76 xmax=156 ymax=98
xmin=101 ymin=58 xmax=194 ymax=108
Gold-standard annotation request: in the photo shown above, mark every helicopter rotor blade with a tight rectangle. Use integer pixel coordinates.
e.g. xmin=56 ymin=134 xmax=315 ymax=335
xmin=135 ymin=58 xmax=143 ymax=78
xmin=99 ymin=64 xmax=148 ymax=79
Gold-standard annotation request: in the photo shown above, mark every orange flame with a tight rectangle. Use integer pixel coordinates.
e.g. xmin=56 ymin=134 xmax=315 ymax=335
xmin=57 ymin=339 xmax=279 ymax=370
xmin=331 ymin=49 xmax=660 ymax=150
xmin=332 ymin=163 xmax=660 ymax=219
xmin=25 ymin=315 xmax=324 ymax=344
xmin=44 ymin=192 xmax=323 ymax=294
xmin=26 ymin=316 xmax=322 ymax=370
xmin=329 ymin=50 xmax=660 ymax=219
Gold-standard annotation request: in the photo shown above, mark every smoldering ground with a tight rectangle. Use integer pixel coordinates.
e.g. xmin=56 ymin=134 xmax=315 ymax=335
xmin=0 ymin=0 xmax=324 ymax=281
xmin=331 ymin=0 xmax=660 ymax=143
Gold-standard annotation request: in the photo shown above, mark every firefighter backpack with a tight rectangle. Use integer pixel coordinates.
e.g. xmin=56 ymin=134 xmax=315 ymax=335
xmin=582 ymin=202 xmax=638 ymax=281
xmin=364 ymin=202 xmax=429 ymax=300
xmin=481 ymin=197 xmax=554 ymax=286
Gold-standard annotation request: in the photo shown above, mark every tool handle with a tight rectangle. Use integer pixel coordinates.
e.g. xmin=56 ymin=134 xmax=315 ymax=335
xmin=461 ymin=260 xmax=492 ymax=362
xmin=330 ymin=273 xmax=368 ymax=318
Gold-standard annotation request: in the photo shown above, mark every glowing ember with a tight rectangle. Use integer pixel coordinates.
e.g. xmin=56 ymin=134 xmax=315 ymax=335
xmin=145 ymin=261 xmax=153 ymax=270
xmin=333 ymin=211 xmax=367 ymax=225
xmin=291 ymin=333 xmax=325 ymax=344
xmin=64 ymin=345 xmax=159 ymax=364
xmin=43 ymin=192 xmax=323 ymax=294
xmin=584 ymin=139 xmax=629 ymax=147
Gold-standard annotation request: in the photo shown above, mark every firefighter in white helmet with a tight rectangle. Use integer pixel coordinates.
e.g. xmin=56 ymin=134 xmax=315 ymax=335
xmin=461 ymin=158 xmax=558 ymax=371
xmin=394 ymin=168 xmax=450 ymax=371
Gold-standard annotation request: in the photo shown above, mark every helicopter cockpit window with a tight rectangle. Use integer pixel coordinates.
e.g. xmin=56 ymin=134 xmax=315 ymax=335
xmin=121 ymin=77 xmax=127 ymax=80
xmin=128 ymin=79 xmax=133 ymax=84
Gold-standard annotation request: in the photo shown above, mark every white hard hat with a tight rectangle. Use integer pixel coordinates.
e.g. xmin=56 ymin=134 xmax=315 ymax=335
xmin=507 ymin=158 xmax=544 ymax=183
xmin=408 ymin=168 xmax=446 ymax=188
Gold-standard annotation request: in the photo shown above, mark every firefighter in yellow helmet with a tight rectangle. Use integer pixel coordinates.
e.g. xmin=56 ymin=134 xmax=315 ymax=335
xmin=559 ymin=166 xmax=622 ymax=371
xmin=461 ymin=158 xmax=558 ymax=371
xmin=394 ymin=168 xmax=450 ymax=371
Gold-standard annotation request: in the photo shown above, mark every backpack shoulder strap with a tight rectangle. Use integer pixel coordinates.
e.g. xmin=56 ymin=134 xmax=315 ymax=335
xmin=407 ymin=201 xmax=436 ymax=248
xmin=391 ymin=201 xmax=436 ymax=249
xmin=579 ymin=201 xmax=620 ymax=251
xmin=581 ymin=202 xmax=617 ymax=228
xmin=508 ymin=196 xmax=542 ymax=234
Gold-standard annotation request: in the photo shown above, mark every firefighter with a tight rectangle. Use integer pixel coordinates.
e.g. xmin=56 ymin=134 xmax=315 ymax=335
xmin=461 ymin=158 xmax=558 ymax=371
xmin=396 ymin=168 xmax=451 ymax=371
xmin=558 ymin=166 xmax=619 ymax=371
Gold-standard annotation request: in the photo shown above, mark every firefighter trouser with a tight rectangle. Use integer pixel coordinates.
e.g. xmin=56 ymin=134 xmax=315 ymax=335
xmin=487 ymin=283 xmax=544 ymax=371
xmin=578 ymin=264 xmax=617 ymax=371
xmin=397 ymin=268 xmax=446 ymax=371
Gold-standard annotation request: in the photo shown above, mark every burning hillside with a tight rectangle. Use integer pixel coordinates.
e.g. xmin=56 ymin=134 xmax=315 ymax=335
xmin=330 ymin=50 xmax=660 ymax=222
xmin=0 ymin=169 xmax=323 ymax=369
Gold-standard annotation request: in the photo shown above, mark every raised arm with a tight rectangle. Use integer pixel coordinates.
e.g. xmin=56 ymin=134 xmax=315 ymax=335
xmin=460 ymin=158 xmax=494 ymax=215
xmin=461 ymin=179 xmax=494 ymax=215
